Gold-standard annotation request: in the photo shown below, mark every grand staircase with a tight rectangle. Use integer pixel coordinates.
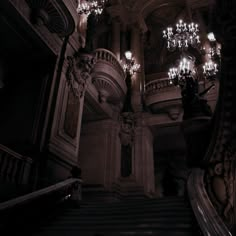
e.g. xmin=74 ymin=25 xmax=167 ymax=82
xmin=33 ymin=196 xmax=199 ymax=236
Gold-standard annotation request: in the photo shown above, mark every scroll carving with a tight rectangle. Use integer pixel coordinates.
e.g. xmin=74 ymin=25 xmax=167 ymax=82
xmin=206 ymin=139 xmax=235 ymax=228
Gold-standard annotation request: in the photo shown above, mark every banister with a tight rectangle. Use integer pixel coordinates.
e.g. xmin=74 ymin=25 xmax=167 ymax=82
xmin=0 ymin=144 xmax=32 ymax=185
xmin=0 ymin=144 xmax=32 ymax=163
xmin=187 ymin=168 xmax=232 ymax=236
xmin=0 ymin=178 xmax=82 ymax=211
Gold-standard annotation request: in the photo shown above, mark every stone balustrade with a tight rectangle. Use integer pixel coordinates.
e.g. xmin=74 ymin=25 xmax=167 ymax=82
xmin=144 ymin=76 xmax=182 ymax=118
xmin=145 ymin=78 xmax=175 ymax=95
xmin=0 ymin=144 xmax=32 ymax=185
xmin=94 ymin=48 xmax=126 ymax=79
xmin=92 ymin=48 xmax=126 ymax=106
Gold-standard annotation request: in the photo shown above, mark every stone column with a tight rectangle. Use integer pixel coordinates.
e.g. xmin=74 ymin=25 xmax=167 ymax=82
xmin=133 ymin=123 xmax=155 ymax=196
xmin=130 ymin=26 xmax=143 ymax=112
xmin=111 ymin=19 xmax=121 ymax=60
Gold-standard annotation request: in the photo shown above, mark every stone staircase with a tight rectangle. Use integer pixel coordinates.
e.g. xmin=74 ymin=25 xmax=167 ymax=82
xmin=32 ymin=196 xmax=199 ymax=236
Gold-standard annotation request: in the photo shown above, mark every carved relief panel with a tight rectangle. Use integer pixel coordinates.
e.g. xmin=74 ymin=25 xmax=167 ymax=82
xmin=49 ymin=52 xmax=95 ymax=163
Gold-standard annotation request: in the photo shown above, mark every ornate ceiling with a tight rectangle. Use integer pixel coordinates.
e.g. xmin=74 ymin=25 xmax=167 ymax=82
xmin=108 ymin=0 xmax=212 ymax=75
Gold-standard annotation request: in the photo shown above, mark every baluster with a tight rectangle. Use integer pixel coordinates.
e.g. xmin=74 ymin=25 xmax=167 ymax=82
xmin=6 ymin=155 xmax=14 ymax=182
xmin=98 ymin=51 xmax=102 ymax=60
xmin=11 ymin=158 xmax=19 ymax=184
xmin=106 ymin=52 xmax=109 ymax=62
xmin=2 ymin=154 xmax=10 ymax=182
xmin=10 ymin=158 xmax=18 ymax=184
xmin=0 ymin=152 xmax=7 ymax=178
xmin=15 ymin=161 xmax=23 ymax=184
xmin=96 ymin=51 xmax=99 ymax=60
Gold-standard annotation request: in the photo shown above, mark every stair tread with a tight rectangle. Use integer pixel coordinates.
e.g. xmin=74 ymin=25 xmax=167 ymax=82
xmin=33 ymin=197 xmax=197 ymax=236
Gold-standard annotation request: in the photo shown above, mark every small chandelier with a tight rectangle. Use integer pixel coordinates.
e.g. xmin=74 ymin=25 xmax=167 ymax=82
xmin=204 ymin=32 xmax=221 ymax=60
xmin=121 ymin=51 xmax=140 ymax=76
xmin=163 ymin=19 xmax=201 ymax=51
xmin=76 ymin=0 xmax=106 ymax=16
xmin=168 ymin=57 xmax=196 ymax=86
xmin=203 ymin=60 xmax=218 ymax=80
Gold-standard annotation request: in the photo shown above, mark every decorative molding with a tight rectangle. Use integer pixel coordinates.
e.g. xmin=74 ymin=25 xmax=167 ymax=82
xmin=201 ymin=0 xmax=236 ymax=232
xmin=25 ymin=0 xmax=75 ymax=37
xmin=66 ymin=53 xmax=96 ymax=98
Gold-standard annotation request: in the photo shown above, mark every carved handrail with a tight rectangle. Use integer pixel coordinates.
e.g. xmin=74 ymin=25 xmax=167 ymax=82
xmin=0 ymin=178 xmax=82 ymax=211
xmin=0 ymin=178 xmax=82 ymax=232
xmin=0 ymin=144 xmax=32 ymax=185
xmin=94 ymin=48 xmax=126 ymax=79
xmin=145 ymin=78 xmax=176 ymax=95
xmin=187 ymin=168 xmax=232 ymax=236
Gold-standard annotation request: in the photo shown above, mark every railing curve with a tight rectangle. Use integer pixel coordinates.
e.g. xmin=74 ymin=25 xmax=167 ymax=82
xmin=188 ymin=168 xmax=232 ymax=236
xmin=94 ymin=48 xmax=126 ymax=79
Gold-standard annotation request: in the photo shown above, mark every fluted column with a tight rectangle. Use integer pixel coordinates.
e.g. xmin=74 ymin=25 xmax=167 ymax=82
xmin=111 ymin=19 xmax=121 ymax=60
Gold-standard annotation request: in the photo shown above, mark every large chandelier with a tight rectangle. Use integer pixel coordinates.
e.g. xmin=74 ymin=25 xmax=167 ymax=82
xmin=163 ymin=19 xmax=201 ymax=51
xmin=168 ymin=57 xmax=196 ymax=86
xmin=121 ymin=51 xmax=140 ymax=76
xmin=76 ymin=0 xmax=106 ymax=16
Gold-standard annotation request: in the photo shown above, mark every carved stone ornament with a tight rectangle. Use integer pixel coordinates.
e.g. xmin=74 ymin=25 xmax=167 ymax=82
xmin=204 ymin=0 xmax=236 ymax=232
xmin=206 ymin=139 xmax=235 ymax=228
xmin=25 ymin=0 xmax=75 ymax=37
xmin=119 ymin=112 xmax=135 ymax=146
xmin=66 ymin=53 xmax=96 ymax=98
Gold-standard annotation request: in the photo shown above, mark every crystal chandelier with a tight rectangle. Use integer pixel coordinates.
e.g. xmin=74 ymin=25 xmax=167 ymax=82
xmin=76 ymin=0 xmax=106 ymax=16
xmin=168 ymin=57 xmax=196 ymax=86
xmin=163 ymin=19 xmax=201 ymax=51
xmin=203 ymin=60 xmax=218 ymax=80
xmin=121 ymin=51 xmax=140 ymax=76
